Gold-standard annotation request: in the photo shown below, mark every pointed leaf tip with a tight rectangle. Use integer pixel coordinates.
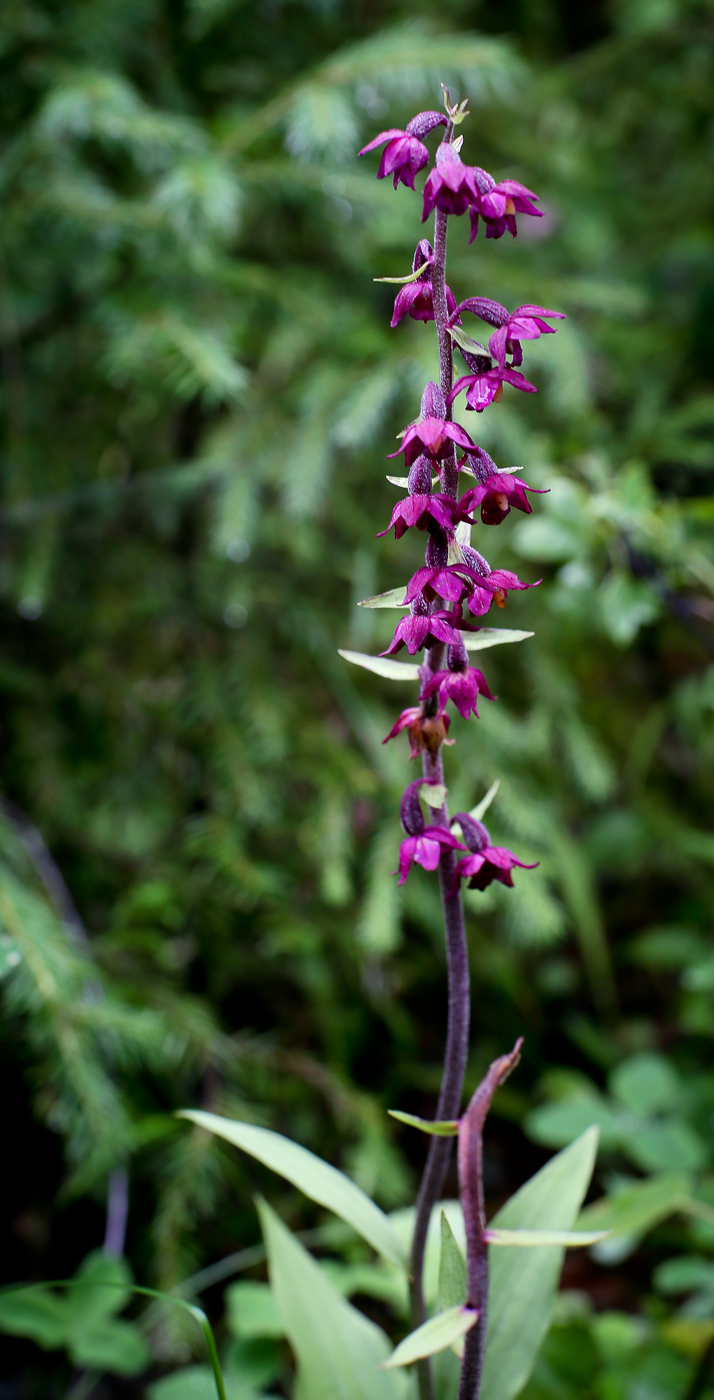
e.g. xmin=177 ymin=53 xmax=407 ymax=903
xmin=388 ymin=1110 xmax=460 ymax=1136
xmin=381 ymin=1305 xmax=478 ymax=1368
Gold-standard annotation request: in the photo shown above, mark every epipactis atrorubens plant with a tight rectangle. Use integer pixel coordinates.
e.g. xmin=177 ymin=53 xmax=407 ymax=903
xmin=177 ymin=87 xmax=604 ymax=1400
xmin=357 ymin=90 xmax=559 ymax=1400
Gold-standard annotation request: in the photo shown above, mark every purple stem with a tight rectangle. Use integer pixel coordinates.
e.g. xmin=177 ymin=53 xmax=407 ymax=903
xmin=457 ymin=1042 xmax=523 ymax=1400
xmin=409 ymin=125 xmax=472 ymax=1400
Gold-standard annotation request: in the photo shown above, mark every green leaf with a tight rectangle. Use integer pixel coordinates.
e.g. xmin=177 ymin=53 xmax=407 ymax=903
xmin=470 ymin=781 xmax=500 ymax=821
xmin=64 ymin=1250 xmax=132 ymax=1325
xmin=439 ymin=1212 xmax=466 ymax=1311
xmin=576 ymin=1173 xmax=692 ymax=1237
xmin=0 ymin=1288 xmax=70 ymax=1349
xmin=337 ymin=650 xmax=420 ymax=682
xmin=382 ymin=1306 xmax=477 ymax=1368
xmin=257 ymin=1198 xmax=405 ymax=1400
xmin=225 ymin=1282 xmax=285 ymax=1339
xmin=374 ymin=266 xmax=431 ymax=285
xmin=357 ymin=587 xmax=408 ymax=610
xmin=463 ymin=631 xmax=534 ymax=652
xmin=149 ymin=1367 xmax=258 ymax=1400
xmin=388 ymin=1111 xmax=459 ymax=1136
xmin=70 ymin=1317 xmax=150 ymax=1375
xmin=180 ymin=1111 xmax=407 ymax=1268
xmin=420 ymin=783 xmax=447 ymax=809
xmin=654 ymin=1255 xmax=714 ymax=1295
xmin=480 ymin=1127 xmax=599 ymax=1400
xmin=525 ymin=1093 xmax=621 ymax=1149
xmin=610 ymin=1053 xmax=679 ymax=1115
xmin=448 ymin=325 xmax=489 ymax=356
xmin=627 ymin=1118 xmax=708 ymax=1173
xmin=485 ymin=1228 xmax=608 ymax=1246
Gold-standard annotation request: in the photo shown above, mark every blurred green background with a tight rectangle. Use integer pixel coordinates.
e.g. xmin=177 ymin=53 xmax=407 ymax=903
xmin=2 ymin=0 xmax=714 ymax=1396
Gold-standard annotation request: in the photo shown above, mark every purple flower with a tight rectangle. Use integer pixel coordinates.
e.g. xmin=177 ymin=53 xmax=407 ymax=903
xmin=358 ymin=111 xmax=447 ymax=190
xmin=421 ymin=144 xmax=487 ymax=220
xmin=405 ymin=562 xmax=487 ymax=605
xmin=448 ymin=365 xmax=537 ymax=412
xmin=397 ymin=827 xmax=465 ymax=885
xmin=382 ymin=706 xmax=452 ymax=759
xmin=422 ymin=666 xmax=496 ymax=719
xmin=457 ymin=474 xmax=546 ymax=526
xmin=392 ymin=280 xmax=458 ymax=328
xmin=449 ymin=298 xmax=565 ymax=369
xmin=450 ymin=846 xmax=538 ymax=893
xmin=376 ymin=493 xmax=456 ymax=540
xmin=460 ymin=567 xmax=539 ymax=617
xmin=389 ymin=417 xmax=482 ymax=468
xmin=468 ymin=177 xmax=543 ymax=241
xmin=381 ymin=608 xmax=463 ymax=656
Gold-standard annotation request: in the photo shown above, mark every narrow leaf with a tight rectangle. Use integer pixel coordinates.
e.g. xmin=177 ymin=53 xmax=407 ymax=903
xmin=358 ymin=587 xmax=408 ymax=610
xmin=470 ymin=781 xmax=500 ymax=822
xmin=576 ymin=1172 xmax=691 ymax=1237
xmin=463 ymin=631 xmax=534 ymax=651
xmin=337 ymin=650 xmax=420 ymax=681
xmin=485 ymin=1228 xmax=609 ymax=1247
xmin=382 ymin=1306 xmax=477 ymax=1368
xmin=448 ymin=325 xmax=489 ymax=355
xmin=374 ymin=266 xmax=431 ymax=285
xmin=439 ymin=1213 xmax=467 ymax=1311
xmin=257 ymin=1199 xmax=405 ymax=1400
xmin=388 ymin=1111 xmax=459 ymax=1137
xmin=386 ymin=475 xmax=438 ymax=489
xmin=180 ymin=1110 xmax=406 ymax=1269
xmin=480 ymin=1127 xmax=599 ymax=1400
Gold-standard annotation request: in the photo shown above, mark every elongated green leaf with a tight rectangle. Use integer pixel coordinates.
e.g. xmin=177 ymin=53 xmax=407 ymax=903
xmin=337 ymin=650 xmax=420 ymax=681
xmin=576 ymin=1172 xmax=691 ymax=1236
xmin=439 ymin=1213 xmax=466 ymax=1311
xmin=485 ymin=1228 xmax=608 ymax=1247
xmin=470 ymin=781 xmax=500 ymax=821
xmin=357 ymin=587 xmax=408 ymax=610
xmin=386 ymin=475 xmax=438 ymax=489
xmin=448 ymin=325 xmax=489 ymax=356
xmin=257 ymin=1199 xmax=405 ymax=1400
xmin=463 ymin=631 xmax=534 ymax=651
xmin=382 ymin=1306 xmax=477 ymax=1368
xmin=374 ymin=267 xmax=430 ymax=285
xmin=388 ymin=1111 xmax=459 ymax=1137
xmin=480 ymin=1127 xmax=599 ymax=1400
xmin=180 ymin=1111 xmax=406 ymax=1268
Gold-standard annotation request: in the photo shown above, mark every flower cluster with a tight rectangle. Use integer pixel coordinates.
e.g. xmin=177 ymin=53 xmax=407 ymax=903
xmin=358 ymin=97 xmax=560 ymax=892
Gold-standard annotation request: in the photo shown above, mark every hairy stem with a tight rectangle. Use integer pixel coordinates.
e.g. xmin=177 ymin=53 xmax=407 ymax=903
xmin=410 ymin=143 xmax=472 ymax=1400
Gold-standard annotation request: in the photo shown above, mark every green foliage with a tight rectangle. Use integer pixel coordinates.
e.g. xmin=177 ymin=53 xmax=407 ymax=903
xmin=3 ymin=0 xmax=714 ymax=1394
xmin=0 ymin=1251 xmax=149 ymax=1374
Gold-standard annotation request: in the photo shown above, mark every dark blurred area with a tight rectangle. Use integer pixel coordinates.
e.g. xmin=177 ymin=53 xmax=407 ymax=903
xmin=1 ymin=0 xmax=714 ymax=1396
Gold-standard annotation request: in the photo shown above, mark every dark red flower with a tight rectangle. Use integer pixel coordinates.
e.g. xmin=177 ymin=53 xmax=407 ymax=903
xmin=450 ymin=846 xmax=538 ymax=892
xmin=457 ymin=473 xmax=546 ymax=525
xmin=376 ymin=493 xmax=456 ymax=540
xmin=382 ymin=707 xmax=452 ymax=759
xmin=468 ymin=177 xmax=543 ymax=241
xmin=397 ymin=827 xmax=465 ymax=885
xmin=421 ymin=666 xmax=496 ymax=719
xmin=380 ymin=609 xmax=462 ymax=657
xmin=448 ymin=365 xmax=537 ymax=412
xmin=390 ymin=417 xmax=482 ymax=468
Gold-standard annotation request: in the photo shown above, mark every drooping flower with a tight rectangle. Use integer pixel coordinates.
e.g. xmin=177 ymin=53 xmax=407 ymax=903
xmin=421 ymin=665 xmax=496 ymax=719
xmin=468 ymin=177 xmax=543 ymax=241
xmin=405 ymin=562 xmax=489 ymax=605
xmin=389 ymin=416 xmax=483 ymax=468
xmin=457 ymin=473 xmax=546 ymax=525
xmin=381 ymin=608 xmax=462 ymax=656
xmin=421 ymin=145 xmax=492 ymax=221
xmin=392 ymin=279 xmax=458 ymax=327
xmin=397 ymin=827 xmax=466 ymax=884
xmin=448 ymin=812 xmax=537 ymax=893
xmin=358 ymin=111 xmax=447 ymax=190
xmin=376 ymin=493 xmax=456 ymax=540
xmin=451 ymin=846 xmax=538 ymax=892
xmin=382 ymin=706 xmax=452 ymax=759
xmin=448 ymin=298 xmax=565 ymax=369
xmin=461 ymin=567 xmax=539 ymax=616
xmin=448 ymin=364 xmax=537 ymax=412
